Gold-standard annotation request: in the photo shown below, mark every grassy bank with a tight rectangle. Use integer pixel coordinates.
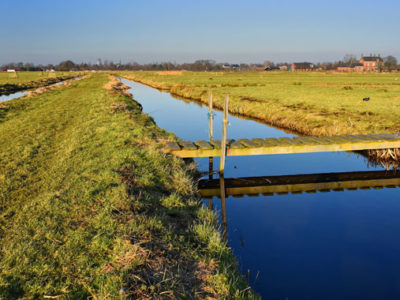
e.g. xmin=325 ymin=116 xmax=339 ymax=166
xmin=0 ymin=71 xmax=81 ymax=95
xmin=117 ymin=71 xmax=400 ymax=136
xmin=0 ymin=73 xmax=255 ymax=298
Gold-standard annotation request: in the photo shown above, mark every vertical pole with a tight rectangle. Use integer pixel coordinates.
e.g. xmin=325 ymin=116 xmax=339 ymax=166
xmin=219 ymin=175 xmax=228 ymax=241
xmin=219 ymin=94 xmax=229 ymax=175
xmin=208 ymin=91 xmax=214 ymax=183
xmin=208 ymin=92 xmax=213 ymax=140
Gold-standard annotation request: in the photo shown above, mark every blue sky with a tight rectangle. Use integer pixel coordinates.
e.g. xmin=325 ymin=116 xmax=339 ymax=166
xmin=1 ymin=0 xmax=399 ymax=64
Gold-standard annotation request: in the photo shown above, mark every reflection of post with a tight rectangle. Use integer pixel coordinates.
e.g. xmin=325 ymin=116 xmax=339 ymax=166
xmin=219 ymin=95 xmax=229 ymax=175
xmin=208 ymin=92 xmax=213 ymax=140
xmin=208 ymin=92 xmax=214 ymax=209
xmin=219 ymin=175 xmax=228 ymax=241
xmin=208 ymin=158 xmax=214 ymax=209
xmin=209 ymin=157 xmax=214 ymax=180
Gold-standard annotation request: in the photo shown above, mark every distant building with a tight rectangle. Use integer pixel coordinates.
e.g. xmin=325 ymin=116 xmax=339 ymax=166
xmin=291 ymin=62 xmax=314 ymax=71
xmin=337 ymin=63 xmax=364 ymax=72
xmin=337 ymin=54 xmax=384 ymax=72
xmin=360 ymin=54 xmax=384 ymax=72
xmin=252 ymin=64 xmax=266 ymax=71
xmin=279 ymin=65 xmax=288 ymax=71
xmin=222 ymin=64 xmax=231 ymax=70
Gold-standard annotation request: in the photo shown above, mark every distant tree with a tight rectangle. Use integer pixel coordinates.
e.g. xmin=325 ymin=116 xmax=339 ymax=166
xmin=343 ymin=54 xmax=357 ymax=65
xmin=263 ymin=60 xmax=274 ymax=67
xmin=384 ymin=55 xmax=398 ymax=71
xmin=57 ymin=60 xmax=77 ymax=71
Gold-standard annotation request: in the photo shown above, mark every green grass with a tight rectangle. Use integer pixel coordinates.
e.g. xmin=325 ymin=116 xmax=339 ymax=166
xmin=0 ymin=73 xmax=256 ymax=298
xmin=118 ymin=71 xmax=400 ymax=135
xmin=0 ymin=71 xmax=81 ymax=95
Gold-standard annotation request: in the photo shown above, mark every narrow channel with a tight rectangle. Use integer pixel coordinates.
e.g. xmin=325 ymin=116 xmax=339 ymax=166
xmin=121 ymin=78 xmax=400 ymax=299
xmin=0 ymin=76 xmax=81 ymax=103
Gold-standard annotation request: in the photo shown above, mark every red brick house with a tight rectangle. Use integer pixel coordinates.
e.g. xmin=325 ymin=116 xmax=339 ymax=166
xmin=337 ymin=63 xmax=364 ymax=72
xmin=291 ymin=62 xmax=314 ymax=71
xmin=360 ymin=55 xmax=384 ymax=72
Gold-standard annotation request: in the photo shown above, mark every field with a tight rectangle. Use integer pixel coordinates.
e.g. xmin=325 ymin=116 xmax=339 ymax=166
xmin=0 ymin=74 xmax=255 ymax=298
xmin=118 ymin=71 xmax=400 ymax=135
xmin=0 ymin=71 xmax=81 ymax=95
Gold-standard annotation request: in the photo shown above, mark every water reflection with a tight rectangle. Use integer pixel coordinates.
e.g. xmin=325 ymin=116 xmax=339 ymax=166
xmin=200 ymin=170 xmax=400 ymax=197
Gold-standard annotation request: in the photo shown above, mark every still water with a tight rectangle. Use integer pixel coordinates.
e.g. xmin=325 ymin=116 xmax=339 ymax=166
xmin=121 ymin=78 xmax=400 ymax=299
xmin=0 ymin=77 xmax=81 ymax=103
xmin=0 ymin=91 xmax=28 ymax=103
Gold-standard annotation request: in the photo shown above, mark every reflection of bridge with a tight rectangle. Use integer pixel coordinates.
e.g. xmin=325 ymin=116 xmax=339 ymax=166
xmin=165 ymin=133 xmax=400 ymax=158
xmin=203 ymin=170 xmax=400 ymax=240
xmin=199 ymin=170 xmax=400 ymax=197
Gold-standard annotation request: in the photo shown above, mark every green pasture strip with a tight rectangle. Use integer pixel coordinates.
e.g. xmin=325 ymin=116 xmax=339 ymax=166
xmin=118 ymin=71 xmax=400 ymax=135
xmin=0 ymin=74 xmax=255 ymax=299
xmin=0 ymin=71 xmax=81 ymax=95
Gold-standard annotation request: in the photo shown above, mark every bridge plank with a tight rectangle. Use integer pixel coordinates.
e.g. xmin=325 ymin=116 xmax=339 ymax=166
xmin=194 ymin=140 xmax=214 ymax=150
xmin=166 ymin=142 xmax=181 ymax=150
xmin=292 ymin=137 xmax=320 ymax=144
xmin=230 ymin=141 xmax=245 ymax=149
xmin=252 ymin=138 xmax=272 ymax=147
xmin=300 ymin=136 xmax=327 ymax=144
xmin=265 ymin=138 xmax=282 ymax=145
xmin=278 ymin=137 xmax=299 ymax=145
xmin=209 ymin=139 xmax=221 ymax=149
xmin=238 ymin=139 xmax=259 ymax=147
xmin=179 ymin=140 xmax=197 ymax=150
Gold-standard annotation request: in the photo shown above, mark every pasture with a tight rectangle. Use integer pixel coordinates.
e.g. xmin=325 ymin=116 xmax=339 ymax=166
xmin=0 ymin=71 xmax=81 ymax=95
xmin=0 ymin=74 xmax=254 ymax=298
xmin=118 ymin=71 xmax=400 ymax=135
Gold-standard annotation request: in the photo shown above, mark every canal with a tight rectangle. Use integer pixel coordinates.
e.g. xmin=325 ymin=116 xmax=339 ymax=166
xmin=121 ymin=78 xmax=400 ymax=299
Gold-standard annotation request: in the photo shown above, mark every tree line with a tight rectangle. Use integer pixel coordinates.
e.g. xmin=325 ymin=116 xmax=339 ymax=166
xmin=1 ymin=56 xmax=399 ymax=72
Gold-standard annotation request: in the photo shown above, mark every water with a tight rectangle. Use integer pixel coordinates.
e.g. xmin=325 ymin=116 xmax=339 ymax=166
xmin=0 ymin=91 xmax=28 ymax=103
xmin=0 ymin=76 xmax=81 ymax=103
xmin=121 ymin=78 xmax=400 ymax=299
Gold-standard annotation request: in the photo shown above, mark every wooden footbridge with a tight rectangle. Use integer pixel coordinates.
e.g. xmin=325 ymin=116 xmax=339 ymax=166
xmin=165 ymin=133 xmax=400 ymax=158
xmin=165 ymin=94 xmax=400 ymax=176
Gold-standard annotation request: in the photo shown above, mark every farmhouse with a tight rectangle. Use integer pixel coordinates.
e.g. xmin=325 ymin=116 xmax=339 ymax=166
xmin=360 ymin=54 xmax=384 ymax=72
xmin=337 ymin=63 xmax=364 ymax=72
xmin=291 ymin=62 xmax=314 ymax=71
xmin=337 ymin=55 xmax=384 ymax=72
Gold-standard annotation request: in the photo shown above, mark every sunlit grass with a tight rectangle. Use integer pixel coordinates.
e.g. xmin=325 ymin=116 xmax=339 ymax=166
xmin=0 ymin=71 xmax=82 ymax=95
xmin=118 ymin=71 xmax=400 ymax=135
xmin=0 ymin=73 xmax=256 ymax=298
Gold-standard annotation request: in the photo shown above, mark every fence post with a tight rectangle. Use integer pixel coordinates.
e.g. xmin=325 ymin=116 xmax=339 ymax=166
xmin=219 ymin=94 xmax=229 ymax=175
xmin=208 ymin=92 xmax=213 ymax=140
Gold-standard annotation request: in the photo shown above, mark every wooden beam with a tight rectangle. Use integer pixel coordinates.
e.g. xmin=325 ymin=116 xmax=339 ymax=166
xmin=165 ymin=133 xmax=400 ymax=158
xmin=219 ymin=95 xmax=229 ymax=175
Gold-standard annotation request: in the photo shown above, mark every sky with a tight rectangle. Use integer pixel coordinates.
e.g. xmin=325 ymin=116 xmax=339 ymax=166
xmin=1 ymin=0 xmax=399 ymax=64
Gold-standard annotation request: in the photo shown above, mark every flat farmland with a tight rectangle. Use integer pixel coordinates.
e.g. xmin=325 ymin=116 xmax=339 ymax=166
xmin=119 ymin=71 xmax=400 ymax=135
xmin=0 ymin=71 xmax=80 ymax=95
